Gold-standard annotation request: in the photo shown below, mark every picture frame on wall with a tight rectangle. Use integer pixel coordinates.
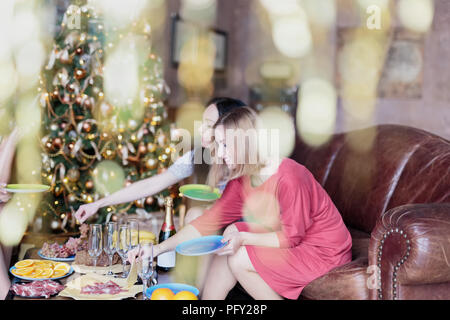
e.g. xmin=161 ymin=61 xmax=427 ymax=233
xmin=170 ymin=13 xmax=228 ymax=73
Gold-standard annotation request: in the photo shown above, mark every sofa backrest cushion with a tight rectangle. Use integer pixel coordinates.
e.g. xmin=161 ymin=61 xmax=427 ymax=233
xmin=291 ymin=125 xmax=450 ymax=233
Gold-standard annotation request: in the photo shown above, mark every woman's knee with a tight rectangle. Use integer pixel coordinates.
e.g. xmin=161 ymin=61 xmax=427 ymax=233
xmin=227 ymin=246 xmax=250 ymax=273
xmin=184 ymin=206 xmax=205 ymax=225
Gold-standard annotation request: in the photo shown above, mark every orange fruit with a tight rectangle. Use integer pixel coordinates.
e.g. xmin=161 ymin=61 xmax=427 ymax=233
xmin=34 ymin=260 xmax=54 ymax=268
xmin=29 ymin=269 xmax=44 ymax=278
xmin=12 ymin=267 xmax=35 ymax=276
xmin=150 ymin=288 xmax=175 ymax=300
xmin=51 ymin=269 xmax=67 ymax=278
xmin=39 ymin=268 xmax=54 ymax=278
xmin=173 ymin=290 xmax=198 ymax=300
xmin=54 ymin=262 xmax=70 ymax=273
xmin=14 ymin=260 xmax=34 ymax=269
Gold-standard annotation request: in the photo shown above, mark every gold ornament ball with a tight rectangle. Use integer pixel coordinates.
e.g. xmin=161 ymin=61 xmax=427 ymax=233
xmin=74 ymin=68 xmax=86 ymax=80
xmin=145 ymin=196 xmax=154 ymax=206
xmin=85 ymin=180 xmax=94 ymax=190
xmin=68 ymin=194 xmax=77 ymax=203
xmin=147 ymin=143 xmax=157 ymax=153
xmin=134 ymin=198 xmax=145 ymax=208
xmin=102 ymin=148 xmax=116 ymax=160
xmin=138 ymin=143 xmax=147 ymax=154
xmin=144 ymin=157 xmax=158 ymax=170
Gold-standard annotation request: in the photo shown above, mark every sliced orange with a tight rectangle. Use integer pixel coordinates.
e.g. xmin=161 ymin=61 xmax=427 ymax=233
xmin=14 ymin=260 xmax=34 ymax=269
xmin=54 ymin=262 xmax=70 ymax=272
xmin=38 ymin=268 xmax=54 ymax=278
xmin=28 ymin=269 xmax=44 ymax=278
xmin=34 ymin=260 xmax=54 ymax=268
xmin=51 ymin=269 xmax=67 ymax=278
xmin=12 ymin=267 xmax=35 ymax=276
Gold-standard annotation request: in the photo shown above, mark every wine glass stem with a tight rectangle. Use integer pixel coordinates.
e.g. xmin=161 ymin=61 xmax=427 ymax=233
xmin=122 ymin=258 xmax=127 ymax=275
xmin=109 ymin=255 xmax=113 ymax=274
xmin=142 ymin=279 xmax=148 ymax=300
xmin=94 ymin=258 xmax=97 ymax=274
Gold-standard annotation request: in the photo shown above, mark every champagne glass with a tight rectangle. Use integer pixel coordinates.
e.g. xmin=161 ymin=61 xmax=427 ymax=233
xmin=117 ymin=224 xmax=131 ymax=278
xmin=137 ymin=241 xmax=154 ymax=300
xmin=88 ymin=224 xmax=103 ymax=272
xmin=104 ymin=222 xmax=117 ymax=276
xmin=129 ymin=219 xmax=140 ymax=251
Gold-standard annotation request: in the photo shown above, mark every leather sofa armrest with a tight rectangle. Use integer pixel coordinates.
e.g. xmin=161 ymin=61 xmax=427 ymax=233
xmin=368 ymin=203 xmax=450 ymax=300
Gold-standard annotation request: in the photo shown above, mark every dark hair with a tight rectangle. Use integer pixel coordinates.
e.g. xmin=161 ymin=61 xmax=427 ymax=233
xmin=206 ymin=97 xmax=247 ymax=117
xmin=192 ymin=97 xmax=247 ymax=186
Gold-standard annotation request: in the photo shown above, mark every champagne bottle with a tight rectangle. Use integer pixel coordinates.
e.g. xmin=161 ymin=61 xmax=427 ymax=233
xmin=156 ymin=196 xmax=176 ymax=272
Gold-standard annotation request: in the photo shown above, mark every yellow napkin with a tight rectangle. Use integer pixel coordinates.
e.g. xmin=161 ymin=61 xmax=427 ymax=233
xmin=58 ymin=262 xmax=142 ymax=300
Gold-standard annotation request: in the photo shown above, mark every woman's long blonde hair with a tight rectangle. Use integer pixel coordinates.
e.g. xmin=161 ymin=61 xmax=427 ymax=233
xmin=207 ymin=106 xmax=265 ymax=188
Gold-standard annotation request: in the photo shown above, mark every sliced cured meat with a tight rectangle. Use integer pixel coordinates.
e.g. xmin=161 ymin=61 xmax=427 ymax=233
xmin=11 ymin=280 xmax=65 ymax=298
xmin=80 ymin=281 xmax=127 ymax=295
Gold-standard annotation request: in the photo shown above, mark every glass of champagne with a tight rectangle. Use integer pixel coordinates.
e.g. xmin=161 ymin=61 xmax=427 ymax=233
xmin=88 ymin=224 xmax=103 ymax=272
xmin=128 ymin=219 xmax=140 ymax=251
xmin=137 ymin=241 xmax=154 ymax=300
xmin=117 ymin=224 xmax=131 ymax=278
xmin=104 ymin=222 xmax=117 ymax=276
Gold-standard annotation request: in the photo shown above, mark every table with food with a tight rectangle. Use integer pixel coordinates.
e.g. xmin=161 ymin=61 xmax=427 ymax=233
xmin=7 ymin=221 xmax=200 ymax=300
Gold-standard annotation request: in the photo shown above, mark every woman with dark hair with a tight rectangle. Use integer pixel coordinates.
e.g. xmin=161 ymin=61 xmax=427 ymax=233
xmin=75 ymin=97 xmax=247 ymax=224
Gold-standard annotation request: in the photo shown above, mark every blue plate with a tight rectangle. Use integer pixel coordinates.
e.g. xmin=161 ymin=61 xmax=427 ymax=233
xmin=9 ymin=266 xmax=74 ymax=282
xmin=176 ymin=235 xmax=228 ymax=256
xmin=38 ymin=250 xmax=75 ymax=262
xmin=145 ymin=283 xmax=199 ymax=299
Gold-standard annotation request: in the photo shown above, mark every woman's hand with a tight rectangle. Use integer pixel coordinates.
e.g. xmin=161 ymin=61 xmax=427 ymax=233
xmin=0 ymin=183 xmax=11 ymax=203
xmin=127 ymin=244 xmax=160 ymax=264
xmin=217 ymin=231 xmax=244 ymax=256
xmin=75 ymin=201 xmax=101 ymax=223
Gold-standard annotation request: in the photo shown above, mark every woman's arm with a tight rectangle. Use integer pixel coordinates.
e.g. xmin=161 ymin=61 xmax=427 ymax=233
xmin=75 ymin=170 xmax=180 ymax=223
xmin=128 ymin=224 xmax=201 ymax=262
xmin=217 ymin=231 xmax=280 ymax=256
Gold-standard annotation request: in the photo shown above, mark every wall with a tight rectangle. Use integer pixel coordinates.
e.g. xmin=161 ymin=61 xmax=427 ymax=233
xmin=159 ymin=0 xmax=450 ymax=140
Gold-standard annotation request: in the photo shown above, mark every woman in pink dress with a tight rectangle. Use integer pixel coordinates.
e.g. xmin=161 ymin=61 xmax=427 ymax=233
xmin=130 ymin=107 xmax=352 ymax=300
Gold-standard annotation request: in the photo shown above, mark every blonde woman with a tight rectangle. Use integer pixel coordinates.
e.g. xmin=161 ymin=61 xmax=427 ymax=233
xmin=129 ymin=107 xmax=352 ymax=300
xmin=0 ymin=128 xmax=19 ymax=300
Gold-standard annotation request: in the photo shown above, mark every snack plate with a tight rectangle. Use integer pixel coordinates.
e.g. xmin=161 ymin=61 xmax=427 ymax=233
xmin=5 ymin=184 xmax=50 ymax=193
xmin=179 ymin=184 xmax=221 ymax=202
xmin=145 ymin=283 xmax=199 ymax=299
xmin=176 ymin=235 xmax=228 ymax=256
xmin=9 ymin=279 xmax=63 ymax=299
xmin=38 ymin=250 xmax=75 ymax=262
xmin=9 ymin=265 xmax=74 ymax=282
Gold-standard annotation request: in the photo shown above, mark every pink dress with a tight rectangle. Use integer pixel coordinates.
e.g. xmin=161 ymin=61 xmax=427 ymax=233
xmin=191 ymin=158 xmax=352 ymax=299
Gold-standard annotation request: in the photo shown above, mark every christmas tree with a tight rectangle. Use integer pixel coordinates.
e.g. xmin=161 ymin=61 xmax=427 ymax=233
xmin=38 ymin=3 xmax=179 ymax=232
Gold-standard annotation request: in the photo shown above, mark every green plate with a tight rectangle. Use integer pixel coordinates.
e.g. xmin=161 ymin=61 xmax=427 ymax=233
xmin=179 ymin=184 xmax=221 ymax=202
xmin=5 ymin=184 xmax=50 ymax=193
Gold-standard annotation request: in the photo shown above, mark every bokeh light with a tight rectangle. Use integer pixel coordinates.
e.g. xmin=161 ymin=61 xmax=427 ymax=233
xmin=271 ymin=12 xmax=312 ymax=58
xmin=93 ymin=160 xmax=126 ymax=196
xmin=175 ymin=101 xmax=204 ymax=143
xmin=104 ymin=37 xmax=140 ymax=109
xmin=302 ymin=0 xmax=336 ymax=27
xmin=258 ymin=107 xmax=296 ymax=159
xmin=397 ymin=0 xmax=434 ymax=33
xmin=297 ymin=77 xmax=337 ymax=147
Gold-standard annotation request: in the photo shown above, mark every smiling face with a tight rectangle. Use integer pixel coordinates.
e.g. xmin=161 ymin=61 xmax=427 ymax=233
xmin=199 ymin=104 xmax=219 ymax=148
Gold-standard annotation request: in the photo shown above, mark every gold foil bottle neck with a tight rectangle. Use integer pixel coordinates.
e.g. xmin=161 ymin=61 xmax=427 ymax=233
xmin=164 ymin=196 xmax=173 ymax=207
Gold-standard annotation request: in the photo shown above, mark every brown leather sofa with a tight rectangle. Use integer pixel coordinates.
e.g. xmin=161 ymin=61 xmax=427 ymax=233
xmin=227 ymin=124 xmax=450 ymax=300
